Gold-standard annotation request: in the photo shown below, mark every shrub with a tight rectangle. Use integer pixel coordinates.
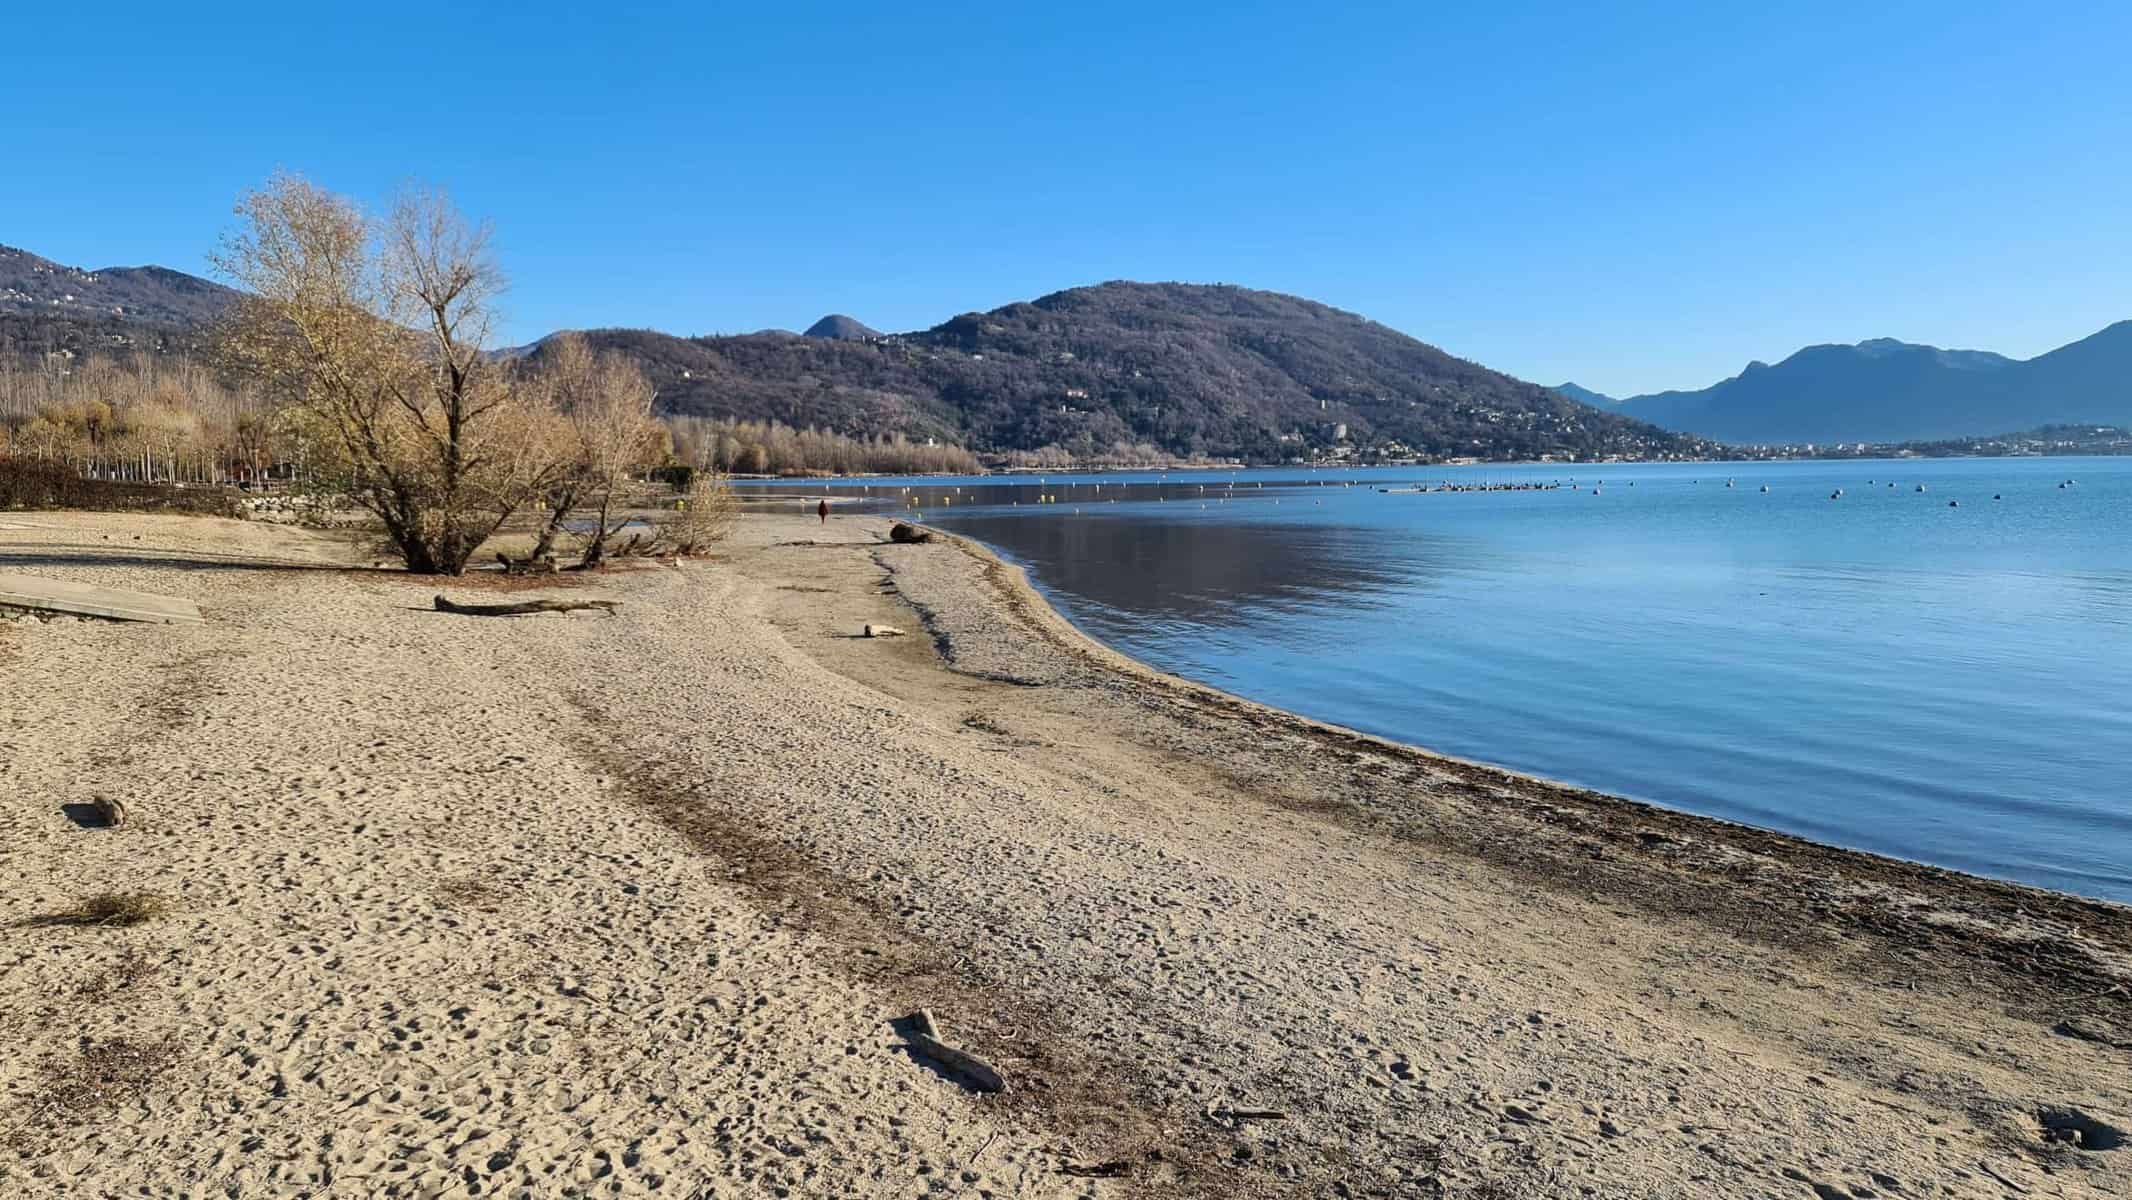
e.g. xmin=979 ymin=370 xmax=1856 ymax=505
xmin=30 ymin=892 xmax=175 ymax=928
xmin=663 ymin=471 xmax=739 ymax=555
xmin=0 ymin=457 xmax=242 ymax=516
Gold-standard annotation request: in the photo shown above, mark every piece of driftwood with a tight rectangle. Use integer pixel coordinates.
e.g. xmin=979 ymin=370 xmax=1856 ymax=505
xmin=902 ymin=1010 xmax=1007 ymax=1093
xmin=1207 ymin=1107 xmax=1288 ymax=1122
xmin=92 ymin=796 xmax=128 ymax=829
xmin=1060 ymin=1161 xmax=1130 ymax=1178
xmin=863 ymin=623 xmax=906 ymax=638
xmin=889 ymin=522 xmax=934 ymax=544
xmin=432 ymin=595 xmax=619 ymax=617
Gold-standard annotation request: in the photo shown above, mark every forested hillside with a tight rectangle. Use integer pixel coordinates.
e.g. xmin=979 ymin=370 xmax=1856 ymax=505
xmin=556 ymin=282 xmax=1709 ymax=462
xmin=0 ymin=244 xmax=233 ymax=362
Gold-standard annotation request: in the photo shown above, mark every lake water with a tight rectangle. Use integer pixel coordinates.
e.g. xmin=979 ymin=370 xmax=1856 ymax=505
xmin=781 ymin=458 xmax=2132 ymax=903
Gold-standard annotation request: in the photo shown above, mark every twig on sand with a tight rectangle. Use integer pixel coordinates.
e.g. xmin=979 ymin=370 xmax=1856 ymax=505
xmin=1207 ymin=1106 xmax=1289 ymax=1122
xmin=2064 ymin=983 xmax=2127 ymax=1002
xmin=432 ymin=595 xmax=619 ymax=618
xmin=1974 ymin=1159 xmax=2031 ymax=1194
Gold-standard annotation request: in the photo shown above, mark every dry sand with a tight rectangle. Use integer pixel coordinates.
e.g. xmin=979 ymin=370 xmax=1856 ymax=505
xmin=1 ymin=508 xmax=2128 ymax=1199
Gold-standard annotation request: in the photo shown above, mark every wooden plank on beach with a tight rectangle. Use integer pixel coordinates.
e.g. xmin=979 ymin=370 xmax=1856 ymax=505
xmin=0 ymin=572 xmax=204 ymax=625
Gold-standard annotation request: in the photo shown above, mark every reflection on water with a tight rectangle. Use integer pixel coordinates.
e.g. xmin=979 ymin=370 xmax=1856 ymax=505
xmin=935 ymin=513 xmax=1457 ymax=635
xmin=859 ymin=457 xmax=2132 ymax=903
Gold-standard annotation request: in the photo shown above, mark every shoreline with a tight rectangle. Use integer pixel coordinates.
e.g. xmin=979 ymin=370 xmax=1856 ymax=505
xmin=935 ymin=525 xmax=2132 ymax=910
xmin=3 ymin=509 xmax=2128 ymax=1198
xmin=911 ymin=527 xmax=2132 ymax=945
xmin=738 ymin=450 xmax=2132 ymax=486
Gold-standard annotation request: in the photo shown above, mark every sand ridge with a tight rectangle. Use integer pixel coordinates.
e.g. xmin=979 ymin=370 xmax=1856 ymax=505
xmin=1 ymin=509 xmax=2128 ymax=1198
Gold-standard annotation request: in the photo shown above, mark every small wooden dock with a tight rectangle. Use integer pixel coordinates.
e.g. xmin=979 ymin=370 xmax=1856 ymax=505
xmin=0 ymin=572 xmax=204 ymax=625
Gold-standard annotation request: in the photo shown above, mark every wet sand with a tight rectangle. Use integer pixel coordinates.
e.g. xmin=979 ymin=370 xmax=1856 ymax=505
xmin=1 ymin=509 xmax=2127 ymax=1198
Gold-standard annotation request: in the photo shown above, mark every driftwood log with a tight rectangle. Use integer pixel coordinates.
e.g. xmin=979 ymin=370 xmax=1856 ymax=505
xmin=433 ymin=595 xmax=620 ymax=618
xmin=903 ymin=1009 xmax=1007 ymax=1093
xmin=889 ymin=522 xmax=934 ymax=544
xmin=92 ymin=796 xmax=128 ymax=829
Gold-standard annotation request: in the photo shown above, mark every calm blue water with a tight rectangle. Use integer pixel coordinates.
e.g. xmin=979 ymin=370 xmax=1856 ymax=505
xmin=776 ymin=459 xmax=2132 ymax=902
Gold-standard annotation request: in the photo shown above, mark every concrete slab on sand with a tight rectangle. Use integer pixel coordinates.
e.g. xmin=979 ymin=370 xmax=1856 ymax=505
xmin=0 ymin=571 xmax=204 ymax=624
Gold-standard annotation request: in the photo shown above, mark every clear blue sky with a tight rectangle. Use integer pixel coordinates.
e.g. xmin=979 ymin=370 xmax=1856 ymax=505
xmin=5 ymin=1 xmax=2127 ymax=396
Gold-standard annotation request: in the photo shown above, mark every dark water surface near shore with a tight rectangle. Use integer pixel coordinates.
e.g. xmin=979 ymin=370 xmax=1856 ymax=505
xmin=776 ymin=459 xmax=2132 ymax=902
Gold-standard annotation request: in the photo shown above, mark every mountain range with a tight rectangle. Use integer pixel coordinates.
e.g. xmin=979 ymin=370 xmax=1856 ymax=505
xmin=0 ymin=243 xmax=1704 ymax=462
xmin=8 ymin=237 xmax=2125 ymax=456
xmin=1559 ymin=326 xmax=2132 ymax=444
xmin=556 ymin=283 xmax=1701 ymax=462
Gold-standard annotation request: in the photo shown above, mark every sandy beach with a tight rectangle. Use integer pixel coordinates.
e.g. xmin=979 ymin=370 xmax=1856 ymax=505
xmin=2 ymin=508 xmax=2128 ymax=1199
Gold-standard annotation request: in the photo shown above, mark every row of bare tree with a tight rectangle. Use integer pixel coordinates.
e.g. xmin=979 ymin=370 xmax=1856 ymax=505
xmin=993 ymin=440 xmax=1177 ymax=470
xmin=0 ymin=353 xmax=983 ymax=491
xmin=666 ymin=416 xmax=981 ymax=477
xmin=0 ymin=356 xmax=269 ymax=484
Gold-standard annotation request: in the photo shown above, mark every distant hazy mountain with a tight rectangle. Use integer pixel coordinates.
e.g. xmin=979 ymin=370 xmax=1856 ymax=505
xmin=554 ymin=281 xmax=1709 ymax=462
xmin=803 ymin=314 xmax=881 ymax=340
xmin=1616 ymin=326 xmax=2132 ymax=443
xmin=1553 ymin=382 xmax=1616 ymax=407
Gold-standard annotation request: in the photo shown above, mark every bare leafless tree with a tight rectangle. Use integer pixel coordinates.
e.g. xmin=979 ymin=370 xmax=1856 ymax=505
xmin=213 ymin=174 xmax=568 ymax=574
xmin=523 ymin=334 xmax=666 ymax=568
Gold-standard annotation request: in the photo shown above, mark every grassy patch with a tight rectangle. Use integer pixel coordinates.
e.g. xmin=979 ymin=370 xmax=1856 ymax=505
xmin=27 ymin=892 xmax=173 ymax=929
xmin=432 ymin=875 xmax=511 ymax=910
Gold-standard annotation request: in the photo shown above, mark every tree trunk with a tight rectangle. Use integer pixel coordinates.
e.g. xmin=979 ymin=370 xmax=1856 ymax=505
xmin=433 ymin=595 xmax=619 ymax=617
xmin=400 ymin=540 xmax=440 ymax=575
xmin=529 ymin=486 xmax=578 ymax=562
xmin=579 ymin=491 xmax=615 ymax=569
